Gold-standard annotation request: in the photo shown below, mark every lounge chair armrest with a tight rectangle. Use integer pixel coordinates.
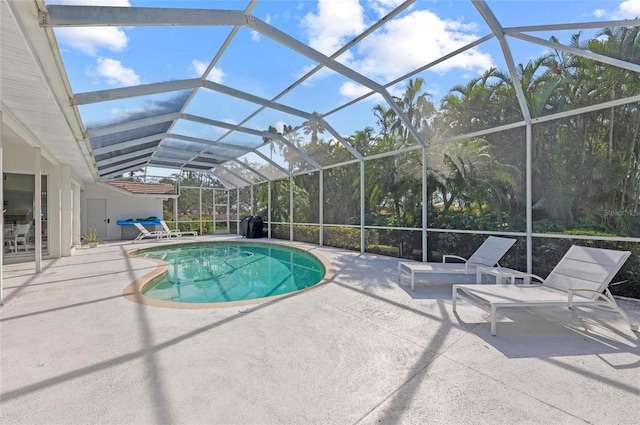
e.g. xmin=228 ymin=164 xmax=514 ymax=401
xmin=442 ymin=255 xmax=467 ymax=264
xmin=510 ymin=272 xmax=545 ymax=285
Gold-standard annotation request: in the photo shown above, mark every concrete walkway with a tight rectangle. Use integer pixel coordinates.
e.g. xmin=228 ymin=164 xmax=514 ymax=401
xmin=1 ymin=236 xmax=639 ymax=424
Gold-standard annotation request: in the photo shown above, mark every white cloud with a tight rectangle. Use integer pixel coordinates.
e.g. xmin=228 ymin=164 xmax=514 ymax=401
xmin=369 ymin=0 xmax=408 ymax=18
xmin=613 ymin=0 xmax=640 ymax=19
xmin=351 ymin=10 xmax=493 ymax=82
xmin=93 ymin=58 xmax=140 ymax=86
xmin=192 ymin=60 xmax=208 ymax=76
xmin=601 ymin=0 xmax=640 ymax=19
xmin=302 ymin=0 xmax=366 ymax=55
xmin=56 ymin=27 xmax=128 ymax=56
xmin=593 ymin=9 xmax=606 ymax=18
xmin=52 ymin=0 xmax=131 ymax=56
xmin=207 ymin=67 xmax=225 ymax=84
xmin=339 ymin=81 xmax=373 ymax=98
xmin=338 ymin=81 xmax=386 ymax=103
xmin=300 ymin=2 xmax=492 ymax=97
xmin=192 ymin=59 xmax=225 ymax=83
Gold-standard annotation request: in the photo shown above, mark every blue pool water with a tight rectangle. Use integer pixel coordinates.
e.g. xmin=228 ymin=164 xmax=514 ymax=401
xmin=135 ymin=243 xmax=326 ymax=303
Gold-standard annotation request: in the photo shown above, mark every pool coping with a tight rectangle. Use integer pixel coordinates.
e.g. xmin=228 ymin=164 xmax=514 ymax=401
xmin=121 ymin=239 xmax=336 ymax=309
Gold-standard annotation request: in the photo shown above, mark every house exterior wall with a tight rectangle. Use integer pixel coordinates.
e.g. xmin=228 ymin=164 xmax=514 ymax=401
xmin=81 ymin=184 xmax=164 ymax=241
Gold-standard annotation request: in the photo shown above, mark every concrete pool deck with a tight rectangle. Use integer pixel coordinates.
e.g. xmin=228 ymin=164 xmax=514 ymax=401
xmin=1 ymin=235 xmax=639 ymax=424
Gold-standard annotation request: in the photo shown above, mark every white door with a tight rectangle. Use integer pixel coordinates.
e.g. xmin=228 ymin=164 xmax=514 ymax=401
xmin=87 ymin=199 xmax=107 ymax=238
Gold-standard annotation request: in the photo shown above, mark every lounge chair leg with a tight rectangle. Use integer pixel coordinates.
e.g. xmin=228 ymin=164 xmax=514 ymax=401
xmin=452 ymin=286 xmax=458 ymax=312
xmin=491 ymin=305 xmax=497 ymax=336
xmin=598 ymin=290 xmax=639 ymax=333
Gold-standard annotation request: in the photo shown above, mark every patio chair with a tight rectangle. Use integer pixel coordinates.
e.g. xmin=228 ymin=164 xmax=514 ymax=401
xmin=4 ymin=227 xmax=16 ymax=252
xmin=14 ymin=223 xmax=31 ymax=251
xmin=452 ymin=245 xmax=638 ymax=336
xmin=398 ymin=236 xmax=517 ymax=290
xmin=160 ymin=220 xmax=198 ymax=238
xmin=132 ymin=222 xmax=171 ymax=242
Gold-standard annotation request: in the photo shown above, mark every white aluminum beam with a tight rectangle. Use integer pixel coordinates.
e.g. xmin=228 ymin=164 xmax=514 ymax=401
xmin=42 ymin=6 xmax=246 ymax=27
xmin=73 ymin=79 xmax=200 ymax=105
xmin=473 ymin=0 xmax=531 ymax=123
xmin=203 ymin=80 xmax=316 ymax=121
xmin=317 ymin=117 xmax=362 ymax=160
xmin=505 ymin=19 xmax=640 ymax=33
xmin=233 ymin=159 xmax=271 ymax=182
xmin=246 ymin=15 xmax=428 ymax=149
xmin=510 ymin=32 xmax=640 ymax=74
xmin=212 ymin=165 xmax=253 ymax=186
xmin=182 ymin=113 xmax=276 ymax=142
xmin=253 ymin=150 xmax=290 ymax=176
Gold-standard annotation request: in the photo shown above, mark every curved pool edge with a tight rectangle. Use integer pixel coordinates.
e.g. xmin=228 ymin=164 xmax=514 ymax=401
xmin=121 ymin=239 xmax=336 ymax=309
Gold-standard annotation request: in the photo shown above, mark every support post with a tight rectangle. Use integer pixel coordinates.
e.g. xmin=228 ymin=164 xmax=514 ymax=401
xmin=35 ymin=148 xmax=42 ymax=273
xmin=267 ymin=181 xmax=272 ymax=239
xmin=199 ymin=187 xmax=203 ymax=236
xmin=422 ymin=146 xmax=428 ymax=262
xmin=319 ymin=169 xmax=323 ymax=246
xmin=526 ymin=123 xmax=532 ymax=273
xmin=360 ymin=160 xmax=365 ymax=254
xmin=289 ymin=176 xmax=293 ymax=241
xmin=61 ymin=164 xmax=72 ymax=256
xmin=0 ymin=111 xmax=4 ymax=305
xmin=236 ymin=188 xmax=240 ymax=235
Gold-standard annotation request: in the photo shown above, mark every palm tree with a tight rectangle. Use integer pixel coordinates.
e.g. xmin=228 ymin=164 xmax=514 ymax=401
xmin=302 ymin=113 xmax=326 ymax=144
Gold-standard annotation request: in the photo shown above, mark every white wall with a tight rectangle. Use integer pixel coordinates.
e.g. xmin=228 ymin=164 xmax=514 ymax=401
xmin=81 ymin=184 xmax=164 ymax=240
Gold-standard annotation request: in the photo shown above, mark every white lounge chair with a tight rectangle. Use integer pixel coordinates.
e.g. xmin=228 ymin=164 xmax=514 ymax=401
xmin=452 ymin=245 xmax=638 ymax=336
xmin=132 ymin=222 xmax=171 ymax=242
xmin=160 ymin=220 xmax=198 ymax=238
xmin=398 ymin=236 xmax=517 ymax=290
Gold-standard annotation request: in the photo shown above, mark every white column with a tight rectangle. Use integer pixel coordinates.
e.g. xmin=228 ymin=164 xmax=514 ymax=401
xmin=267 ymin=181 xmax=271 ymax=239
xmin=60 ymin=164 xmax=72 ymax=256
xmin=289 ymin=177 xmax=293 ymax=241
xmin=422 ymin=147 xmax=428 ymax=262
xmin=213 ymin=189 xmax=217 ymax=234
xmin=250 ymin=185 xmax=254 ymax=215
xmin=236 ymin=188 xmax=240 ymax=235
xmin=199 ymin=187 xmax=202 ymax=235
xmin=526 ymin=123 xmax=533 ymax=273
xmin=0 ymin=110 xmax=4 ymax=305
xmin=72 ymin=183 xmax=81 ymax=246
xmin=226 ymin=190 xmax=230 ymax=233
xmin=360 ymin=160 xmax=365 ymax=254
xmin=47 ymin=164 xmax=61 ymax=259
xmin=173 ymin=197 xmax=178 ymax=226
xmin=35 ymin=148 xmax=42 ymax=273
xmin=319 ymin=169 xmax=323 ymax=246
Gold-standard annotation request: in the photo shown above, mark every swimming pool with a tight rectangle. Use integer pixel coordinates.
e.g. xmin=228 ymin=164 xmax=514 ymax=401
xmin=129 ymin=242 xmax=329 ymax=305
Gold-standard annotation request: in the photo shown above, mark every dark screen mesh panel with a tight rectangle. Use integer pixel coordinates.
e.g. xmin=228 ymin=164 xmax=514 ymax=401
xmin=89 ymin=122 xmax=173 ymax=149
xmin=100 ymin=153 xmax=152 ymax=170
xmin=94 ymin=141 xmax=160 ymax=162
xmin=193 ymin=156 xmax=223 ymax=165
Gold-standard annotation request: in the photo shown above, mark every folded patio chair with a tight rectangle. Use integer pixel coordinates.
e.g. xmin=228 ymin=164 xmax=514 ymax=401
xmin=160 ymin=220 xmax=198 ymax=238
xmin=132 ymin=222 xmax=171 ymax=242
xmin=452 ymin=245 xmax=639 ymax=336
xmin=398 ymin=236 xmax=517 ymax=290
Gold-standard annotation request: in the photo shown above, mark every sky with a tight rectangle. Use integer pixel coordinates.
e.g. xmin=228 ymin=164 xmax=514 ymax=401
xmin=44 ymin=0 xmax=640 ymax=176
